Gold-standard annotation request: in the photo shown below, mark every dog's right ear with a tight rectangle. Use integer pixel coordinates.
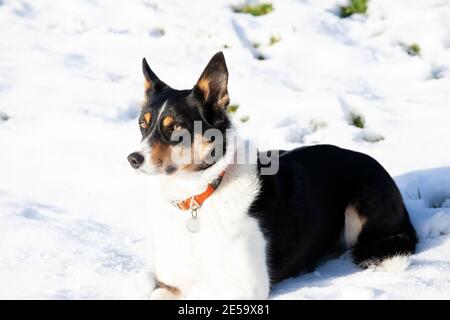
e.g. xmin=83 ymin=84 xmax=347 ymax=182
xmin=193 ymin=52 xmax=229 ymax=112
xmin=142 ymin=57 xmax=168 ymax=97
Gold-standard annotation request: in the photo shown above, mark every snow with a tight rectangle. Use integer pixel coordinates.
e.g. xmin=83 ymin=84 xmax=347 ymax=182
xmin=1 ymin=0 xmax=450 ymax=299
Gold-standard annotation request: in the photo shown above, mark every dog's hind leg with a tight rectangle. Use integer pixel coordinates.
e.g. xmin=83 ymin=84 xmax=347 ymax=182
xmin=150 ymin=280 xmax=182 ymax=300
xmin=349 ymin=177 xmax=418 ymax=272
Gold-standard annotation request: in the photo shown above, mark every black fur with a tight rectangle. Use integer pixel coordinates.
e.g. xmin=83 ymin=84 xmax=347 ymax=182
xmin=251 ymin=145 xmax=417 ymax=283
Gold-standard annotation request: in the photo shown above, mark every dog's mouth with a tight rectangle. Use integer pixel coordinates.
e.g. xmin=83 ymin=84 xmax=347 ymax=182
xmin=128 ymin=150 xmax=182 ymax=176
xmin=128 ymin=133 xmax=226 ymax=175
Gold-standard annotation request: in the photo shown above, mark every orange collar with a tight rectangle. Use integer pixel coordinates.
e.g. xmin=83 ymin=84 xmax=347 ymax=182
xmin=174 ymin=171 xmax=226 ymax=211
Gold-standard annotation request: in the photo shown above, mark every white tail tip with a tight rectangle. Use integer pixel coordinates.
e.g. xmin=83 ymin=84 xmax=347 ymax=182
xmin=372 ymin=255 xmax=411 ymax=273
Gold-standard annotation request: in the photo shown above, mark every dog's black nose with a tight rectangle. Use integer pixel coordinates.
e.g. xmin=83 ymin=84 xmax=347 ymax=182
xmin=127 ymin=152 xmax=144 ymax=169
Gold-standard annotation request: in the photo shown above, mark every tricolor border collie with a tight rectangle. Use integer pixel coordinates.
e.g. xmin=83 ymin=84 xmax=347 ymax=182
xmin=127 ymin=52 xmax=417 ymax=299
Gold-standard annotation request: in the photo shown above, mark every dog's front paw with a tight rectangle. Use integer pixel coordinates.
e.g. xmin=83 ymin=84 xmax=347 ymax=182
xmin=150 ymin=288 xmax=180 ymax=300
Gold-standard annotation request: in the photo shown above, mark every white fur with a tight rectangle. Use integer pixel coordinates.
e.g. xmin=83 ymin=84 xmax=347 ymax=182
xmin=149 ymin=101 xmax=168 ymax=137
xmin=150 ymin=287 xmax=179 ymax=300
xmin=149 ymin=133 xmax=270 ymax=299
xmin=138 ymin=101 xmax=168 ymax=175
xmin=374 ymin=256 xmax=411 ymax=273
xmin=138 ymin=138 xmax=157 ymax=175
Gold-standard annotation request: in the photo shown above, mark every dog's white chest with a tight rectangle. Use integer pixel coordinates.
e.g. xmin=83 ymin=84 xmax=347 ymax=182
xmin=151 ymin=163 xmax=270 ymax=299
xmin=153 ymin=204 xmax=245 ymax=289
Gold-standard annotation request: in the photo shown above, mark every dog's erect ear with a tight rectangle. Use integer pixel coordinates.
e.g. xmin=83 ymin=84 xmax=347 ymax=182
xmin=193 ymin=52 xmax=229 ymax=111
xmin=142 ymin=57 xmax=168 ymax=96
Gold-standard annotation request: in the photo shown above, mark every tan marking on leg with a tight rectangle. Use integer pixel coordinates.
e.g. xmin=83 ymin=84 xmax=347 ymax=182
xmin=156 ymin=280 xmax=181 ymax=297
xmin=344 ymin=205 xmax=366 ymax=248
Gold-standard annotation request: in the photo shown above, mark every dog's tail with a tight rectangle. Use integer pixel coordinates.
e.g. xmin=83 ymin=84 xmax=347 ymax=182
xmin=352 ymin=209 xmax=418 ymax=272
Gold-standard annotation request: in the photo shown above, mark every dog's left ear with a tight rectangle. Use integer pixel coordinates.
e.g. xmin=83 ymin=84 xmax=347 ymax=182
xmin=142 ymin=57 xmax=168 ymax=96
xmin=193 ymin=52 xmax=230 ymax=111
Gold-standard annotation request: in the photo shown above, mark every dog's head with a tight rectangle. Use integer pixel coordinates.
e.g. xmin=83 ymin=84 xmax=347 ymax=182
xmin=127 ymin=52 xmax=231 ymax=175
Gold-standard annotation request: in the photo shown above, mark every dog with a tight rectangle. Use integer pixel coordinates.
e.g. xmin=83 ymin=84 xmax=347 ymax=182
xmin=127 ymin=52 xmax=417 ymax=299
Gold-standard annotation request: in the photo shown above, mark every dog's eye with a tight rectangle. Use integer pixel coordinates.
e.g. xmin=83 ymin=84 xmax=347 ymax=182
xmin=173 ymin=123 xmax=183 ymax=131
xmin=140 ymin=112 xmax=151 ymax=130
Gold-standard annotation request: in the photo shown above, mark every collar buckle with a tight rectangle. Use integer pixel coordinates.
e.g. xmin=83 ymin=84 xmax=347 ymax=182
xmin=189 ymin=197 xmax=200 ymax=211
xmin=170 ymin=170 xmax=226 ymax=212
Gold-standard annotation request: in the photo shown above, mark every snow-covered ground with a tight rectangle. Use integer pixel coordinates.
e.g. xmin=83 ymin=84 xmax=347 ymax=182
xmin=1 ymin=0 xmax=450 ymax=299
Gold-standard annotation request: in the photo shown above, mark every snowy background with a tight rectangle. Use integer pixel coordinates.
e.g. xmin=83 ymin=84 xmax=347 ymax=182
xmin=1 ymin=0 xmax=450 ymax=299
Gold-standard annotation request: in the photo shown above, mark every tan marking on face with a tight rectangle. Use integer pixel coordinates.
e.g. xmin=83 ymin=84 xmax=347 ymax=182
xmin=144 ymin=112 xmax=151 ymax=124
xmin=155 ymin=280 xmax=181 ymax=297
xmin=150 ymin=141 xmax=172 ymax=167
xmin=177 ymin=133 xmax=214 ymax=172
xmin=197 ymin=77 xmax=210 ymax=100
xmin=162 ymin=115 xmax=174 ymax=127
xmin=343 ymin=205 xmax=366 ymax=248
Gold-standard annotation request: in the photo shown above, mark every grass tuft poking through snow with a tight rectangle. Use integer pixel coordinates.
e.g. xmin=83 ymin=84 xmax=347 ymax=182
xmin=240 ymin=115 xmax=250 ymax=123
xmin=227 ymin=104 xmax=240 ymax=115
xmin=309 ymin=119 xmax=328 ymax=132
xmin=269 ymin=35 xmax=281 ymax=46
xmin=256 ymin=53 xmax=267 ymax=60
xmin=407 ymin=43 xmax=421 ymax=56
xmin=226 ymin=104 xmax=249 ymax=123
xmin=340 ymin=0 xmax=368 ymax=18
xmin=233 ymin=2 xmax=273 ymax=17
xmin=349 ymin=113 xmax=365 ymax=128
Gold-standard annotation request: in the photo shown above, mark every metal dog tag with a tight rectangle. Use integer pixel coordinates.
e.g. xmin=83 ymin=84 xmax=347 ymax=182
xmin=186 ymin=208 xmax=200 ymax=233
xmin=186 ymin=216 xmax=201 ymax=233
